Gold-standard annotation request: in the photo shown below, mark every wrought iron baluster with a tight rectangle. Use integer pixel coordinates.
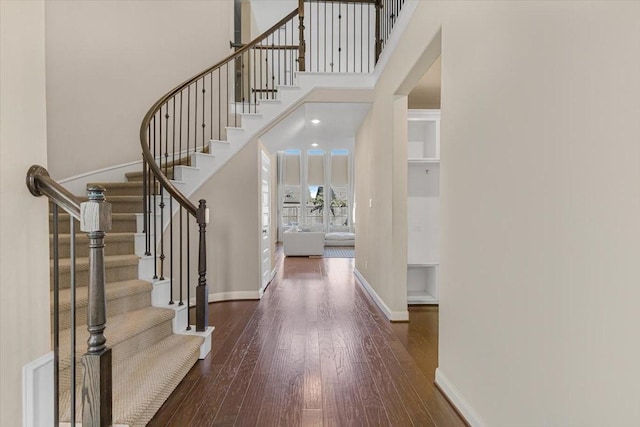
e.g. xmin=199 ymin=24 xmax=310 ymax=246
xmin=52 ymin=205 xmax=60 ymax=426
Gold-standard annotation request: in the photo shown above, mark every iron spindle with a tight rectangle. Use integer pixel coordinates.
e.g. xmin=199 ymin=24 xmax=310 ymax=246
xmin=194 ymin=81 xmax=198 ymax=156
xmin=339 ymin=4 xmax=342 ymax=72
xmin=187 ymin=86 xmax=191 ymax=157
xmin=218 ymin=69 xmax=222 ymax=139
xmin=186 ymin=216 xmax=190 ymax=325
xmin=70 ymin=214 xmax=76 ymax=425
xmin=143 ymin=156 xmax=150 ymax=256
xmin=202 ymin=77 xmax=206 ymax=149
xmin=346 ymin=2 xmax=348 ymax=72
xmin=324 ymin=1 xmax=327 ymax=72
xmin=152 ymin=117 xmax=158 ymax=280
xmin=53 ymin=205 xmax=60 ymax=425
xmin=210 ymin=72 xmax=214 ymax=141
xmin=178 ymin=207 xmax=183 ymax=306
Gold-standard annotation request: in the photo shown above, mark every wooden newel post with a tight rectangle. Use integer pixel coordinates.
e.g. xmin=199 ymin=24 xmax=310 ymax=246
xmin=196 ymin=199 xmax=209 ymax=332
xmin=298 ymin=0 xmax=306 ymax=72
xmin=374 ymin=0 xmax=382 ymax=63
xmin=80 ymin=185 xmax=113 ymax=426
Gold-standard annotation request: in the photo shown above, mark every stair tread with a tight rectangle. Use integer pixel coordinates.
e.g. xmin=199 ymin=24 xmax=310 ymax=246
xmin=60 ymin=333 xmax=203 ymax=425
xmin=51 ymin=232 xmax=135 ymax=241
xmin=58 ymin=306 xmax=176 ymax=371
xmin=54 ymin=279 xmax=152 ymax=313
xmin=50 ymin=212 xmax=138 ymax=220
xmin=52 ymin=254 xmax=140 ymax=272
xmin=78 ymin=195 xmax=142 ymax=201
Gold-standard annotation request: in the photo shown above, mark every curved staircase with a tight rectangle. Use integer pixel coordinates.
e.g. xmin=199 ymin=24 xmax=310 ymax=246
xmin=38 ymin=0 xmax=409 ymax=424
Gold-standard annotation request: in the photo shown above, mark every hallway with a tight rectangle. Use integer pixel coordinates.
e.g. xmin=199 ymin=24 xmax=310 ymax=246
xmin=149 ymin=256 xmax=465 ymax=426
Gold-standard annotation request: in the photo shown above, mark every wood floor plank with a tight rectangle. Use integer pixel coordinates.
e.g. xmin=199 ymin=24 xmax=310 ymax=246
xmin=304 ymin=322 xmax=322 ymax=409
xmin=301 ymin=409 xmax=323 ymax=426
xmin=151 ymin=254 xmax=465 ymax=427
xmin=371 ymin=334 xmax=436 ymax=426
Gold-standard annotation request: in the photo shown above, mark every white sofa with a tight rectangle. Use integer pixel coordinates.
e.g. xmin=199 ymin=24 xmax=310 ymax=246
xmin=324 ymin=232 xmax=355 ymax=247
xmin=283 ymin=228 xmax=325 ymax=256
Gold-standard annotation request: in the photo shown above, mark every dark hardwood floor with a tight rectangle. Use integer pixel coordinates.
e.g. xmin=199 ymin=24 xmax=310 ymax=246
xmin=149 ymin=255 xmax=466 ymax=426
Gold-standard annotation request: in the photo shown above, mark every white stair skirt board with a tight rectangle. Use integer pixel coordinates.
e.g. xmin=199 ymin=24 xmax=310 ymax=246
xmin=58 ymin=160 xmax=142 ymax=195
xmin=205 ymin=291 xmax=260 ymax=303
xmin=179 ymin=326 xmax=215 ymax=360
xmin=23 ymin=351 xmax=54 ymax=427
xmin=435 ymin=368 xmax=486 ymax=427
xmin=353 ymin=269 xmax=409 ymax=322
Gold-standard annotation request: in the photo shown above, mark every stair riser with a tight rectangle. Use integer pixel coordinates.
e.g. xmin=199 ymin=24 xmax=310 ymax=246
xmin=53 ymin=291 xmax=151 ymax=332
xmin=126 ymin=170 xmax=174 ymax=182
xmin=51 ymin=217 xmax=137 ymax=233
xmin=108 ymin=200 xmax=144 ymax=214
xmin=52 ymin=237 xmax=134 ymax=258
xmin=50 ymin=199 xmax=144 ymax=213
xmin=90 ymin=182 xmax=159 ymax=197
xmin=58 ymin=319 xmax=174 ymax=390
xmin=52 ymin=263 xmax=138 ymax=290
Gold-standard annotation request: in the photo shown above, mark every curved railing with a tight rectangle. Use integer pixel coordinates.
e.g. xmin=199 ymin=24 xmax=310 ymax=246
xmin=138 ymin=8 xmax=303 ymax=333
xmin=138 ymin=0 xmax=406 ymax=332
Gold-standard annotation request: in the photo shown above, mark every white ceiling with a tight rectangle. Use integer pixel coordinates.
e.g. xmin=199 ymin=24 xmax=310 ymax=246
xmin=259 ymin=102 xmax=371 ymax=153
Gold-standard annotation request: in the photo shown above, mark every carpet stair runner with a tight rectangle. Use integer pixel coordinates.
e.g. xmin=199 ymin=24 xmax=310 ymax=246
xmin=50 ymin=156 xmax=204 ymax=426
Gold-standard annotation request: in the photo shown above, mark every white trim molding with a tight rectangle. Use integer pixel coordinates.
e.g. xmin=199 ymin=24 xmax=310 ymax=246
xmin=435 ymin=368 xmax=486 ymax=427
xmin=207 ymin=291 xmax=260 ymax=303
xmin=23 ymin=351 xmax=54 ymax=427
xmin=353 ymin=268 xmax=409 ymax=321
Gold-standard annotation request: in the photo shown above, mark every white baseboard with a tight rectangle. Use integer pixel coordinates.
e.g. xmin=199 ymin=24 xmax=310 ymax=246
xmin=435 ymin=368 xmax=486 ymax=427
xmin=58 ymin=160 xmax=142 ymax=194
xmin=207 ymin=291 xmax=261 ymax=303
xmin=23 ymin=351 xmax=53 ymax=427
xmin=353 ymin=268 xmax=409 ymax=321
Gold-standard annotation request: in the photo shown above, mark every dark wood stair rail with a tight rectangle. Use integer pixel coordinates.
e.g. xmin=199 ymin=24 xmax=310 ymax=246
xmin=26 ymin=165 xmax=112 ymax=427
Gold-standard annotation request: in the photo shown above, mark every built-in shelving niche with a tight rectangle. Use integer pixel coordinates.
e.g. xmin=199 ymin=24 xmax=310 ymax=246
xmin=407 ymin=109 xmax=440 ymax=305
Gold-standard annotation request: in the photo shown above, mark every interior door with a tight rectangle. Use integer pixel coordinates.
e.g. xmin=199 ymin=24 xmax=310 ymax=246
xmin=261 ymin=151 xmax=271 ymax=293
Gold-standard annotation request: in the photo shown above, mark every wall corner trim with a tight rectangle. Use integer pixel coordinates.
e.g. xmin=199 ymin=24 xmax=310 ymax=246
xmin=435 ymin=368 xmax=486 ymax=427
xmin=353 ymin=268 xmax=409 ymax=321
xmin=22 ymin=351 xmax=54 ymax=427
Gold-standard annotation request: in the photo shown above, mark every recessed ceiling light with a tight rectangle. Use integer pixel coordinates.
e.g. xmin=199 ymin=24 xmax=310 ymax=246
xmin=311 ymin=143 xmax=319 ymax=147
xmin=311 ymin=119 xmax=321 ymax=124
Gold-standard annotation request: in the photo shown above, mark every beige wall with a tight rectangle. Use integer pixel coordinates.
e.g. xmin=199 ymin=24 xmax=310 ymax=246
xmin=359 ymin=1 xmax=640 ymax=424
xmin=192 ymin=140 xmax=261 ymax=298
xmin=45 ymin=0 xmax=233 ymax=180
xmin=0 ymin=1 xmax=52 ymax=425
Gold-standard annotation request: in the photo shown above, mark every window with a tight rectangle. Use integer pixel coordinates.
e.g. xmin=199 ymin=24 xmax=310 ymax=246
xmin=305 ymin=151 xmax=325 ymax=226
xmin=330 ymin=152 xmax=350 ymax=231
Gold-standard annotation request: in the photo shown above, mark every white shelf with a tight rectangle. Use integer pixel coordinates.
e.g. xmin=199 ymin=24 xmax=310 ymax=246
xmin=407 ymin=109 xmax=441 ymax=306
xmin=408 ymin=158 xmax=440 ymax=164
xmin=407 ymin=265 xmax=438 ymax=305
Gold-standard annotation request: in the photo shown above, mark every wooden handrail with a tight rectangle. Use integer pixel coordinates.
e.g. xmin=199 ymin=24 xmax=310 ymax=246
xmin=26 ymin=165 xmax=81 ymax=220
